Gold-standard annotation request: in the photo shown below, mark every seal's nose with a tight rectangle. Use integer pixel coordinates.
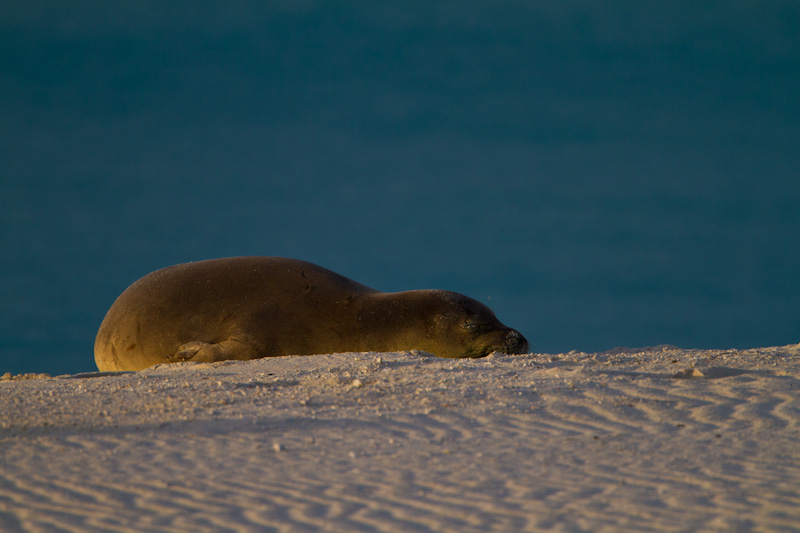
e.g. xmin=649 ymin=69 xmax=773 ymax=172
xmin=504 ymin=330 xmax=529 ymax=354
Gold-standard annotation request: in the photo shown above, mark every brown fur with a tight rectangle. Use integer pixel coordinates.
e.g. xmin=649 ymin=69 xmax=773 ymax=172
xmin=94 ymin=257 xmax=528 ymax=371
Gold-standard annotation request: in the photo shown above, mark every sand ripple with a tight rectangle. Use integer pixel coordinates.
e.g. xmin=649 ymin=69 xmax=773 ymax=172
xmin=1 ymin=345 xmax=799 ymax=531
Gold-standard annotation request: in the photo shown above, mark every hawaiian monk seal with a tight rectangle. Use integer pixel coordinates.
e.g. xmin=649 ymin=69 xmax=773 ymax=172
xmin=94 ymin=257 xmax=529 ymax=371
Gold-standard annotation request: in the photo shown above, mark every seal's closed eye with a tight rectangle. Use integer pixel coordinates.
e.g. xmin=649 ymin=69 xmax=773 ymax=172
xmin=464 ymin=318 xmax=491 ymax=332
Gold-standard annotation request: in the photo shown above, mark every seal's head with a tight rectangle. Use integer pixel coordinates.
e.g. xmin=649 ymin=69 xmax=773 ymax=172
xmin=420 ymin=290 xmax=529 ymax=358
xmin=364 ymin=289 xmax=529 ymax=358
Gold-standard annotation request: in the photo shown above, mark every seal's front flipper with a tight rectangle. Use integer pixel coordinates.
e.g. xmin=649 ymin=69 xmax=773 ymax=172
xmin=169 ymin=339 xmax=255 ymax=363
xmin=169 ymin=341 xmax=208 ymax=362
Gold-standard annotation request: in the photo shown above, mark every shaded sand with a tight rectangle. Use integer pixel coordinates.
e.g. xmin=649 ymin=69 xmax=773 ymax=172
xmin=2 ymin=345 xmax=799 ymax=532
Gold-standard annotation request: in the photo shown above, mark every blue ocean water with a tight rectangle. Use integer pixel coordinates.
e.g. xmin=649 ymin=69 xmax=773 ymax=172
xmin=1 ymin=1 xmax=798 ymax=375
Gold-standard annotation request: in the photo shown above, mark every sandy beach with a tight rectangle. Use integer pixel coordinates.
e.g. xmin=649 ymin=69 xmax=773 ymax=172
xmin=2 ymin=345 xmax=799 ymax=532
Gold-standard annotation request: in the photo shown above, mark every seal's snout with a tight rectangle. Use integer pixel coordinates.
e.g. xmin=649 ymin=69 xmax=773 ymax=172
xmin=504 ymin=330 xmax=529 ymax=354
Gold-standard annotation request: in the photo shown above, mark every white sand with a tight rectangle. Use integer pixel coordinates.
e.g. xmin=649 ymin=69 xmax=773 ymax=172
xmin=2 ymin=345 xmax=799 ymax=532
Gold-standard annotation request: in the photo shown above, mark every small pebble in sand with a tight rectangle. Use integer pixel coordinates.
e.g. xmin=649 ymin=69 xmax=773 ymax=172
xmin=672 ymin=368 xmax=704 ymax=379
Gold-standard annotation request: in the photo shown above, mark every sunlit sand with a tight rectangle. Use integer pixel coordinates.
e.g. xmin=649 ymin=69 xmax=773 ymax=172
xmin=2 ymin=345 xmax=799 ymax=531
